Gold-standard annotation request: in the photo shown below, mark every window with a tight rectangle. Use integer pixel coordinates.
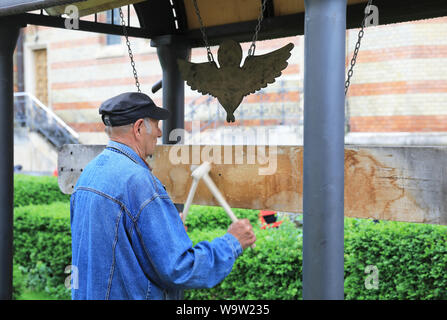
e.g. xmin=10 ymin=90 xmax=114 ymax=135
xmin=106 ymin=8 xmax=121 ymax=45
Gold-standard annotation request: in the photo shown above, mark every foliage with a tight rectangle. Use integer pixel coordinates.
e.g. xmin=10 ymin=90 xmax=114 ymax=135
xmin=14 ymin=174 xmax=70 ymax=208
xmin=184 ymin=217 xmax=447 ymax=300
xmin=13 ymin=202 xmax=72 ymax=300
xmin=185 ymin=220 xmax=302 ymax=300
xmin=185 ymin=205 xmax=260 ymax=232
xmin=344 ymin=218 xmax=447 ymax=300
xmin=11 ymin=174 xmax=447 ymax=300
xmin=12 ymin=264 xmax=26 ymax=300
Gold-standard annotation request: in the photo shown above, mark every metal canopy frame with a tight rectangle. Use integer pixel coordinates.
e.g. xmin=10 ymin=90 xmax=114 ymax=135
xmin=137 ymin=0 xmax=447 ymax=47
xmin=0 ymin=0 xmax=446 ymax=44
xmin=0 ymin=8 xmax=149 ymax=38
xmin=1 ymin=0 xmax=447 ymax=301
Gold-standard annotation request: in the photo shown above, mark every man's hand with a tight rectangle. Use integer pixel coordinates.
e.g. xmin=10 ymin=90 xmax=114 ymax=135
xmin=227 ymin=219 xmax=256 ymax=250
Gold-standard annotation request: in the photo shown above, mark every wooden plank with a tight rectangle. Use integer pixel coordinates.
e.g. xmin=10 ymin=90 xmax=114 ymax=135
xmin=183 ymin=0 xmax=261 ymax=30
xmin=151 ymin=145 xmax=302 ymax=213
xmin=344 ymin=146 xmax=447 ymax=225
xmin=184 ymin=0 xmax=369 ymax=29
xmin=58 ymin=144 xmax=447 ymax=225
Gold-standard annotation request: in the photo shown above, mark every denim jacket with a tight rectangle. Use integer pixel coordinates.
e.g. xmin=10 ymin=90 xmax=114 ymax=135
xmin=70 ymin=140 xmax=243 ymax=300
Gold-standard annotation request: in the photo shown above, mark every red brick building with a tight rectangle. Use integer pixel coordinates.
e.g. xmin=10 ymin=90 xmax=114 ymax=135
xmin=12 ymin=8 xmax=447 ymax=145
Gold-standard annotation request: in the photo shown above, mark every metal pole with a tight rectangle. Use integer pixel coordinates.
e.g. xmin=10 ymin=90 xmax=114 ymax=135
xmin=151 ymin=35 xmax=190 ymax=145
xmin=0 ymin=25 xmax=19 ymax=300
xmin=302 ymin=0 xmax=346 ymax=300
xmin=151 ymin=35 xmax=191 ymax=214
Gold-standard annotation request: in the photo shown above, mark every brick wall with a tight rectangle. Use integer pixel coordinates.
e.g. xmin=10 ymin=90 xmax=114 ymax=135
xmin=15 ymin=11 xmax=447 ymax=144
xmin=346 ymin=17 xmax=447 ymax=132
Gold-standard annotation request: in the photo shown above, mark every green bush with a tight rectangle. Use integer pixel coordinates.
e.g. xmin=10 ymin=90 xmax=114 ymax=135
xmin=184 ymin=218 xmax=447 ymax=300
xmin=12 ymin=265 xmax=26 ymax=300
xmin=14 ymin=174 xmax=70 ymax=208
xmin=344 ymin=219 xmax=447 ymax=300
xmin=185 ymin=219 xmax=302 ymax=300
xmin=14 ymin=202 xmax=72 ymax=300
xmin=12 ymin=194 xmax=447 ymax=300
xmin=185 ymin=205 xmax=260 ymax=232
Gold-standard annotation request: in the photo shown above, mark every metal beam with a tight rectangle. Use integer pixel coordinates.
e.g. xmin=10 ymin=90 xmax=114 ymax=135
xmin=302 ymin=0 xmax=347 ymax=300
xmin=134 ymin=1 xmax=179 ymax=37
xmin=0 ymin=26 xmax=20 ymax=300
xmin=0 ymin=13 xmax=150 ymax=38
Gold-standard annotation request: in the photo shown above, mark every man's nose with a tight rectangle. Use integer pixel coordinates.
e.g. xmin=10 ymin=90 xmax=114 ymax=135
xmin=157 ymin=127 xmax=162 ymax=138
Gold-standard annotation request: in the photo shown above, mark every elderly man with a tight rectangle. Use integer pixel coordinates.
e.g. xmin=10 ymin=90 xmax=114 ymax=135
xmin=70 ymin=92 xmax=256 ymax=300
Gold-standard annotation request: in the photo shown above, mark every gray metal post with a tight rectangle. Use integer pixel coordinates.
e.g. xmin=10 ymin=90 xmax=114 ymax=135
xmin=302 ymin=0 xmax=346 ymax=300
xmin=0 ymin=25 xmax=20 ymax=300
xmin=151 ymin=35 xmax=191 ymax=145
xmin=151 ymin=35 xmax=191 ymax=214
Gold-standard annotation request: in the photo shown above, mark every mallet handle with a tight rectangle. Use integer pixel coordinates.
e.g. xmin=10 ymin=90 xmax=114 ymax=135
xmin=182 ymin=178 xmax=199 ymax=223
xmin=203 ymin=174 xmax=256 ymax=249
xmin=202 ymin=174 xmax=238 ymax=222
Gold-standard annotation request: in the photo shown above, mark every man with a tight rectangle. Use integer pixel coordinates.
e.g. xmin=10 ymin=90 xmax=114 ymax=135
xmin=70 ymin=92 xmax=256 ymax=300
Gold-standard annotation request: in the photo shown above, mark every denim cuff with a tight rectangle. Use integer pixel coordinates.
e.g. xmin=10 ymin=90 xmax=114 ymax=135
xmin=222 ymin=233 xmax=243 ymax=259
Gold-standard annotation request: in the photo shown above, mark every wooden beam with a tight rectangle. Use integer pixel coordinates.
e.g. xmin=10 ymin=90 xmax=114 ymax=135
xmin=58 ymin=144 xmax=447 ymax=225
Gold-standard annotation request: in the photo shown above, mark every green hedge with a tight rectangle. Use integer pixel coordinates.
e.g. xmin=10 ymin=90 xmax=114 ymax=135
xmin=185 ymin=220 xmax=302 ymax=299
xmin=185 ymin=205 xmax=260 ymax=232
xmin=12 ymin=190 xmax=447 ymax=300
xmin=184 ymin=218 xmax=447 ymax=300
xmin=344 ymin=219 xmax=447 ymax=300
xmin=14 ymin=174 xmax=70 ymax=207
xmin=14 ymin=202 xmax=72 ymax=299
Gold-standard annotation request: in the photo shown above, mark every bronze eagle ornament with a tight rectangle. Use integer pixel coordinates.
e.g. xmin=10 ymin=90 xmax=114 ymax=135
xmin=177 ymin=40 xmax=294 ymax=122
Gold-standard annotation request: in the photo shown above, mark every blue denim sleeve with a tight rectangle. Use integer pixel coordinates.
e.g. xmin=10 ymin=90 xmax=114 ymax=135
xmin=135 ymin=196 xmax=243 ymax=290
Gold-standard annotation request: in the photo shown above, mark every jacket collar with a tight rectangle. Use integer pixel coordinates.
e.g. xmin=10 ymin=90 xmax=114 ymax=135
xmin=106 ymin=140 xmax=152 ymax=171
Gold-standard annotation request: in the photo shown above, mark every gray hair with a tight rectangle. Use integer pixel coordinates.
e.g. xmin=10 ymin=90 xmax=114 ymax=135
xmin=105 ymin=117 xmax=152 ymax=137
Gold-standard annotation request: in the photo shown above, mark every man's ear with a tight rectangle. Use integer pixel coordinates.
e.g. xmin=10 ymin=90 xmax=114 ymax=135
xmin=134 ymin=119 xmax=144 ymax=136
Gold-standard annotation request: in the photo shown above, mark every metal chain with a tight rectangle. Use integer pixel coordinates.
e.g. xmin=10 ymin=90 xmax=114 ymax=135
xmin=119 ymin=7 xmax=141 ymax=93
xmin=345 ymin=0 xmax=373 ymax=96
xmin=192 ymin=0 xmax=267 ymax=62
xmin=248 ymin=0 xmax=268 ymax=56
xmin=192 ymin=0 xmax=214 ymax=63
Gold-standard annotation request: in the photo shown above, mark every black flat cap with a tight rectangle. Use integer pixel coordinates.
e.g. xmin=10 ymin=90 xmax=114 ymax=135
xmin=99 ymin=92 xmax=170 ymax=126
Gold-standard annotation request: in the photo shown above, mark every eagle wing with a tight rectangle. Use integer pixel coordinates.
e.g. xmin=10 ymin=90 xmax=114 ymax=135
xmin=177 ymin=59 xmax=221 ymax=98
xmin=241 ymin=43 xmax=294 ymax=97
